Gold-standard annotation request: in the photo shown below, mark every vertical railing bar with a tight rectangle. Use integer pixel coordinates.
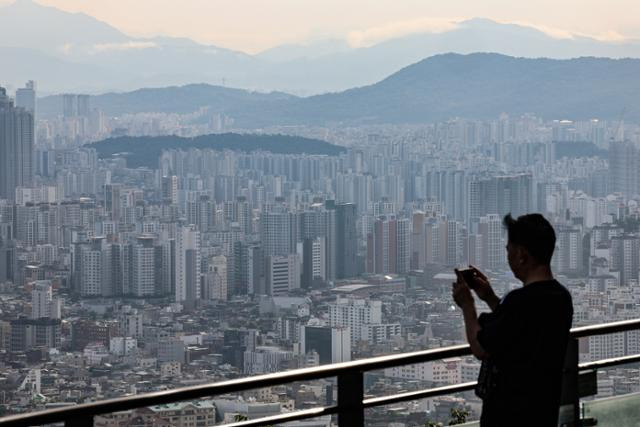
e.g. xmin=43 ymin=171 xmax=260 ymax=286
xmin=65 ymin=414 xmax=94 ymax=427
xmin=337 ymin=370 xmax=364 ymax=427
xmin=559 ymin=338 xmax=580 ymax=427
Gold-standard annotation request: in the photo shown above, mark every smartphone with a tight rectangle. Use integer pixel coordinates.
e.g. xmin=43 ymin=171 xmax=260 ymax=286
xmin=457 ymin=268 xmax=478 ymax=289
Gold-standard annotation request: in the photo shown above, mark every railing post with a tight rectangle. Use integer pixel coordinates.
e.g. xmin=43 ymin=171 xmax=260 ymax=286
xmin=337 ymin=370 xmax=364 ymax=427
xmin=559 ymin=338 xmax=580 ymax=427
xmin=65 ymin=415 xmax=94 ymax=427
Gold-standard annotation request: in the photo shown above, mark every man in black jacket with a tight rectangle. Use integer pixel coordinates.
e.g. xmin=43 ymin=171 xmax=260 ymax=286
xmin=452 ymin=213 xmax=573 ymax=426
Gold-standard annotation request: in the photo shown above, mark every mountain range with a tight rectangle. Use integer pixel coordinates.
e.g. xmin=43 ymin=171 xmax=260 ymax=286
xmin=38 ymin=53 xmax=640 ymax=125
xmin=3 ymin=0 xmax=640 ymax=94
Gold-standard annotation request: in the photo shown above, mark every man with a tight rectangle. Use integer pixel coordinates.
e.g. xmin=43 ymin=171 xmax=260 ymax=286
xmin=452 ymin=213 xmax=573 ymax=426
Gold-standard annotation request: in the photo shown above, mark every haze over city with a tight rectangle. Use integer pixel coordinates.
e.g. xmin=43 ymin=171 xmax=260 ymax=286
xmin=1 ymin=0 xmax=640 ymax=426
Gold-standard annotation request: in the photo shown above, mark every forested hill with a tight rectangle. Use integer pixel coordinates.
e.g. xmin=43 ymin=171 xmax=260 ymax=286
xmin=88 ymin=133 xmax=345 ymax=168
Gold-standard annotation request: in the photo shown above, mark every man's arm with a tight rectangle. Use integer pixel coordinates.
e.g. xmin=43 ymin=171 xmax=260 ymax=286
xmin=481 ymin=292 xmax=500 ymax=312
xmin=468 ymin=265 xmax=500 ymax=312
xmin=452 ymin=278 xmax=489 ymax=360
xmin=461 ymin=303 xmax=489 ymax=360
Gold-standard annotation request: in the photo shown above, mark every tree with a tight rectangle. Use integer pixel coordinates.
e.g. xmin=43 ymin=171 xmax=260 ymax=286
xmin=448 ymin=408 xmax=469 ymax=425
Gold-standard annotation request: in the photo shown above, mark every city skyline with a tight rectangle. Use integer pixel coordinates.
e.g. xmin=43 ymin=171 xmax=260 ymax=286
xmin=0 ymin=82 xmax=636 ymax=423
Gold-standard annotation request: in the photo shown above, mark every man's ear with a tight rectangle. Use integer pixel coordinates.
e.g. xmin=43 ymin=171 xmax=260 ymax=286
xmin=518 ymin=246 xmax=529 ymax=264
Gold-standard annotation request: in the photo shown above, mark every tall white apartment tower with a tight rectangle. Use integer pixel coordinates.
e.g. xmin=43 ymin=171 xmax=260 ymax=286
xmin=0 ymin=87 xmax=34 ymax=200
xmin=80 ymin=236 xmax=111 ymax=297
xmin=479 ymin=214 xmax=503 ymax=270
xmin=162 ymin=176 xmax=179 ymax=205
xmin=260 ymin=210 xmax=294 ymax=257
xmin=396 ymin=218 xmax=411 ymax=273
xmin=266 ymin=254 xmax=300 ymax=296
xmin=132 ymin=235 xmax=156 ymax=297
xmin=204 ymin=255 xmax=228 ymax=301
xmin=31 ymin=280 xmax=52 ymax=319
xmin=175 ymin=225 xmax=201 ymax=305
xmin=15 ymin=81 xmax=36 ymax=116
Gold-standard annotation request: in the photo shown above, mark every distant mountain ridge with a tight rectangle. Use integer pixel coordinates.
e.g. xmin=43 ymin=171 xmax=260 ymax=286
xmin=39 ymin=84 xmax=294 ymax=117
xmin=280 ymin=53 xmax=640 ymax=124
xmin=3 ymin=0 xmax=640 ymax=94
xmin=41 ymin=54 xmax=640 ymax=125
xmin=88 ymin=133 xmax=346 ymax=168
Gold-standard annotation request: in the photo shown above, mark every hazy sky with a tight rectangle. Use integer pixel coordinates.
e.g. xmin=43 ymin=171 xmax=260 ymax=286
xmin=4 ymin=0 xmax=640 ymax=53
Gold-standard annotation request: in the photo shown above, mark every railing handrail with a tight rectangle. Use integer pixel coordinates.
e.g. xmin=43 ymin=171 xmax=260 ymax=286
xmin=569 ymin=318 xmax=640 ymax=338
xmin=1 ymin=318 xmax=640 ymax=427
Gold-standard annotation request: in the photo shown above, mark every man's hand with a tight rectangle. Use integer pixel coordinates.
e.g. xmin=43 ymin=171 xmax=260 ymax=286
xmin=452 ymin=269 xmax=488 ymax=360
xmin=452 ymin=270 xmax=474 ymax=309
xmin=467 ymin=265 xmax=500 ymax=311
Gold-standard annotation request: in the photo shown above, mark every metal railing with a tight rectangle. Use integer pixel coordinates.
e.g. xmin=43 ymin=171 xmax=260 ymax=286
xmin=1 ymin=319 xmax=639 ymax=427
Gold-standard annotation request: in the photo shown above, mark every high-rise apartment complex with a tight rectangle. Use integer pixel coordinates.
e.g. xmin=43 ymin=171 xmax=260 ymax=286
xmin=366 ymin=215 xmax=410 ymax=274
xmin=468 ymin=174 xmax=533 ymax=223
xmin=15 ymin=81 xmax=36 ymax=115
xmin=610 ymin=234 xmax=640 ymax=286
xmin=477 ymin=214 xmax=504 ymax=270
xmin=204 ymin=254 xmax=228 ymax=300
xmin=131 ymin=235 xmax=156 ymax=297
xmin=0 ymin=87 xmax=34 ymax=200
xmin=260 ymin=210 xmax=296 ymax=257
xmin=31 ymin=280 xmax=61 ymax=320
xmin=62 ymin=93 xmax=91 ymax=118
xmin=266 ymin=254 xmax=300 ymax=296
xmin=609 ymin=141 xmax=640 ymax=198
xmin=175 ymin=225 xmax=201 ymax=305
xmin=161 ymin=175 xmax=179 ymax=205
xmin=80 ymin=236 xmax=110 ymax=297
xmin=334 ymin=202 xmax=358 ymax=279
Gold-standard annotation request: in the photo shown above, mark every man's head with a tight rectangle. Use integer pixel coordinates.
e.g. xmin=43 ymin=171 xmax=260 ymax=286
xmin=503 ymin=213 xmax=556 ymax=280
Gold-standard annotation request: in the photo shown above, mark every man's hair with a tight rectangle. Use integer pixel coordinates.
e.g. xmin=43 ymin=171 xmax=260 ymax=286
xmin=503 ymin=213 xmax=556 ymax=265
